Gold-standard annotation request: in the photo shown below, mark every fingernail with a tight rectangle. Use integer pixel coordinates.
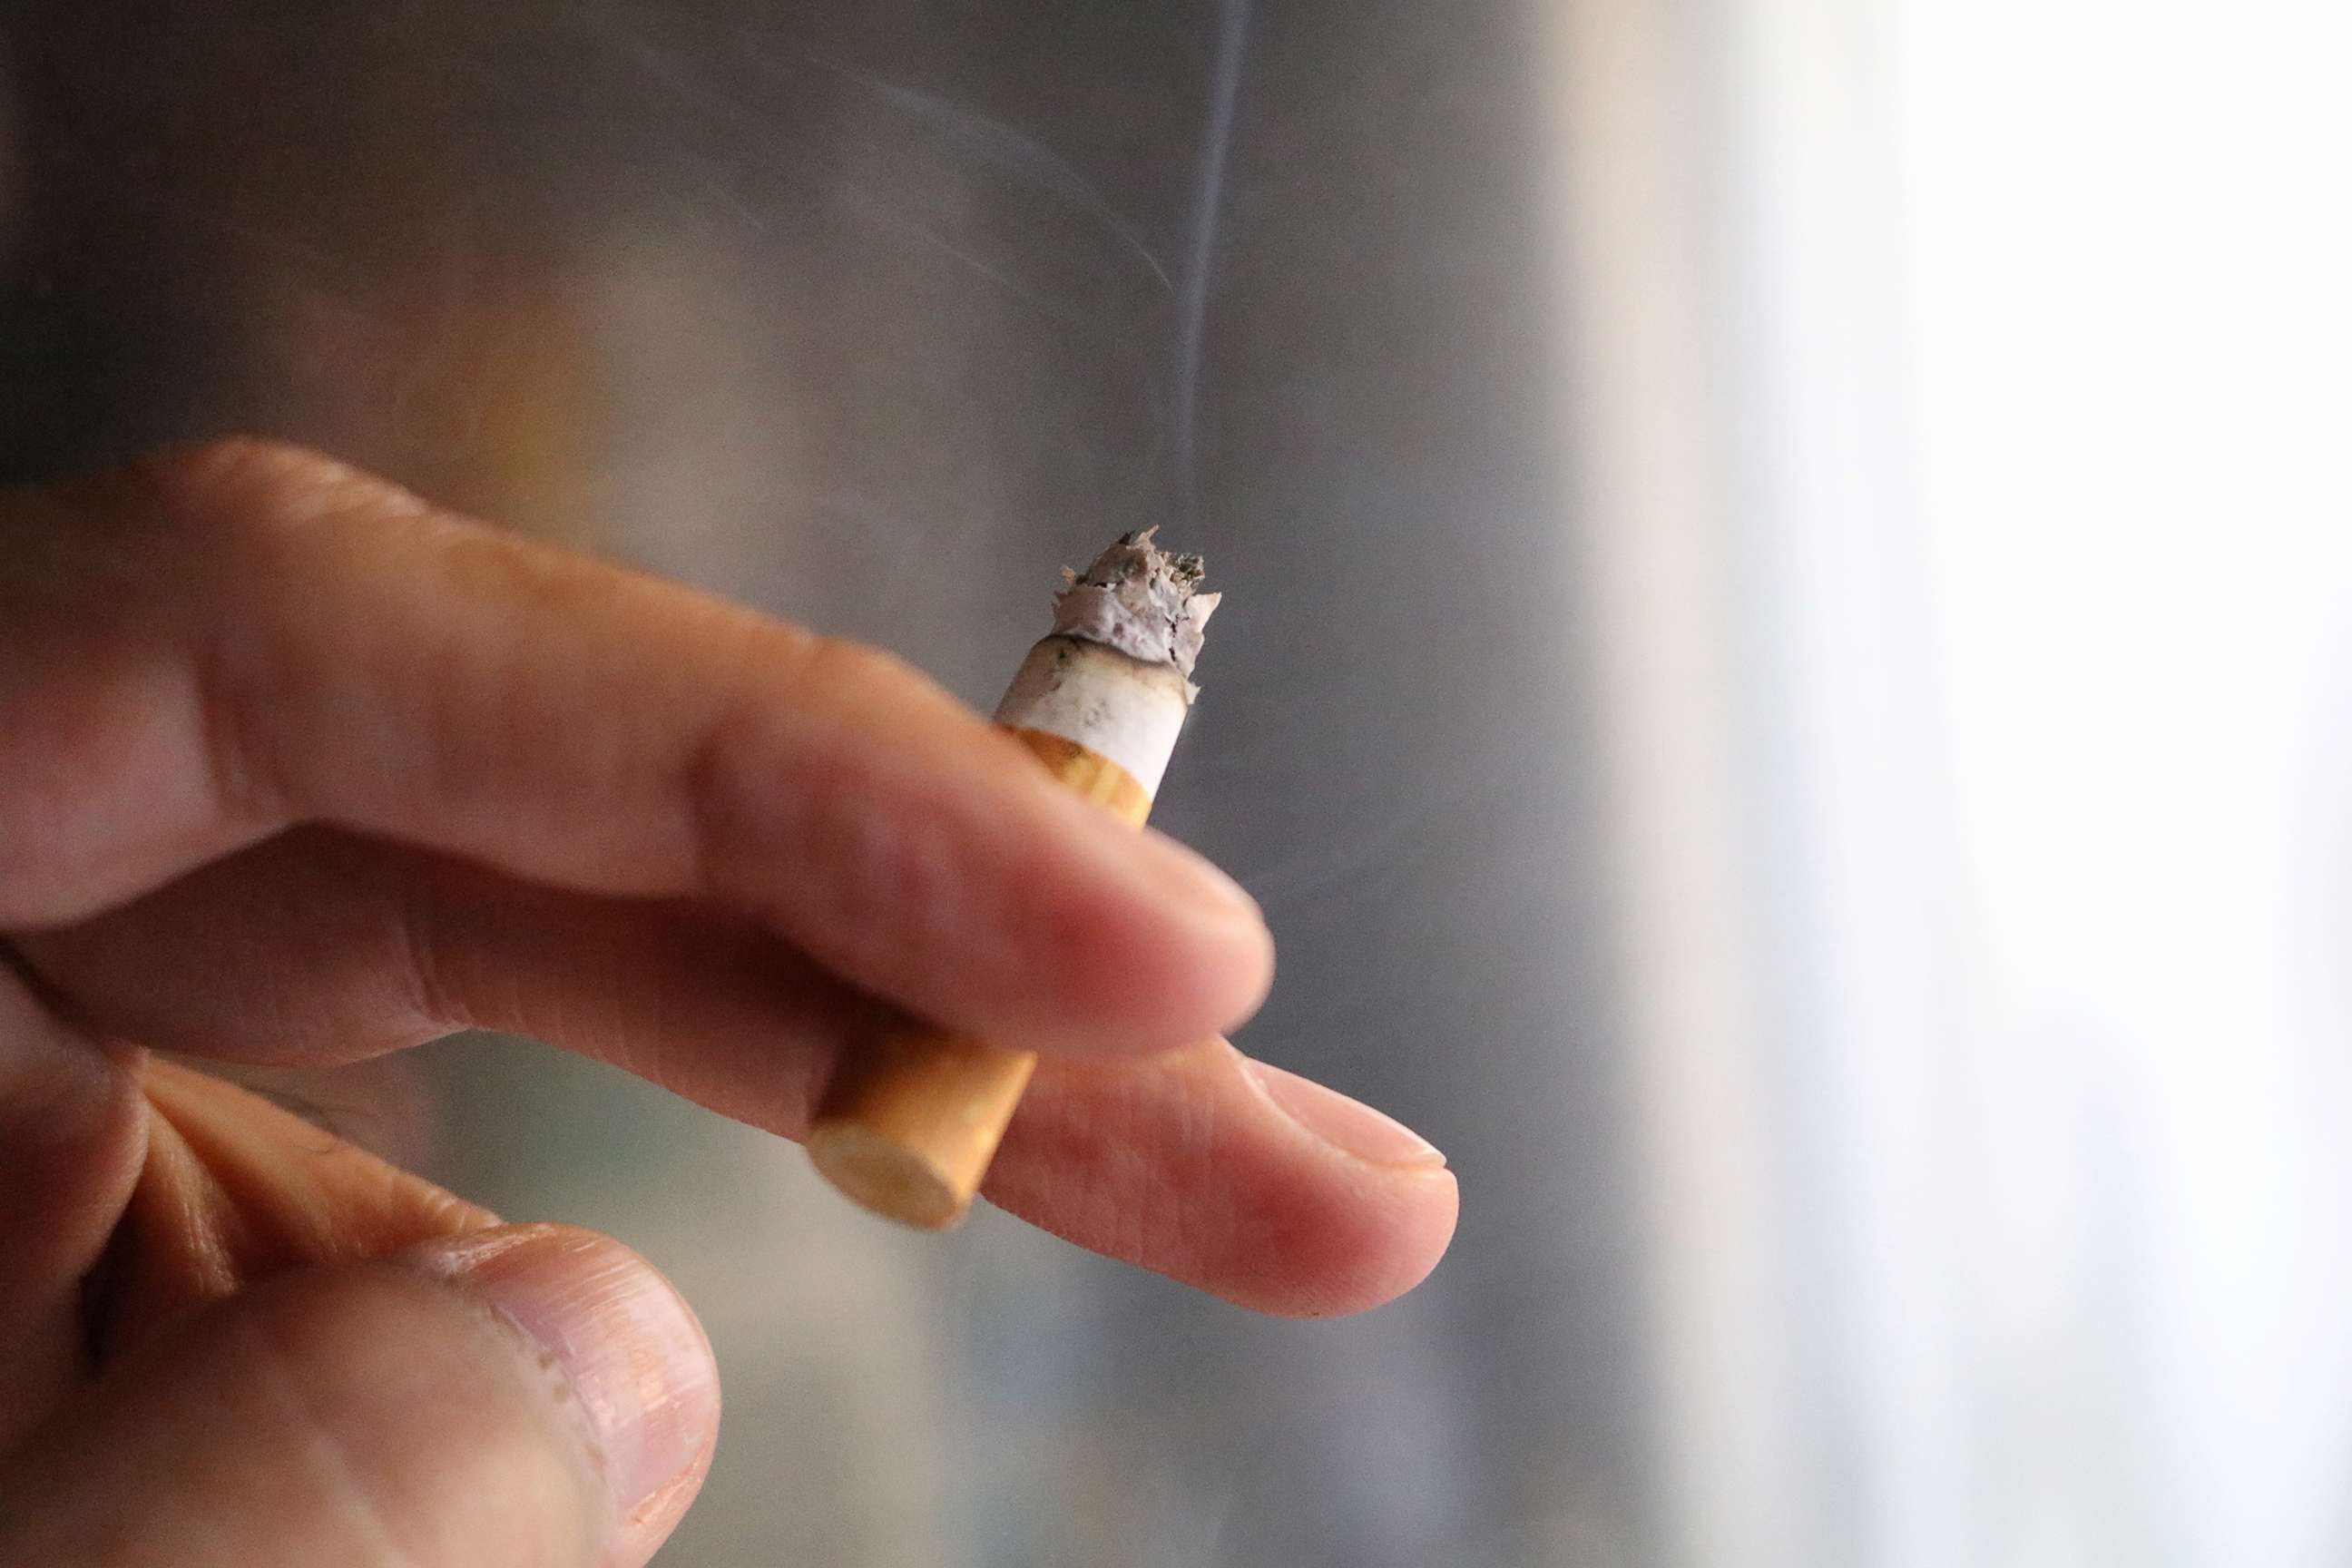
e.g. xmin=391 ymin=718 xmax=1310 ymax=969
xmin=402 ymin=1225 xmax=720 ymax=1543
xmin=1243 ymin=1060 xmax=1448 ymax=1169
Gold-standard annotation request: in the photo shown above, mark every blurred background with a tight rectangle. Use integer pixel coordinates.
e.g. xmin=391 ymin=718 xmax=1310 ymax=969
xmin=4 ymin=0 xmax=2347 ymax=1563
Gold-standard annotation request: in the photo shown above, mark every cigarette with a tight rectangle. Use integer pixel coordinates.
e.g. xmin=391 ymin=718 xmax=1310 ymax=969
xmin=806 ymin=530 xmax=1221 ymax=1230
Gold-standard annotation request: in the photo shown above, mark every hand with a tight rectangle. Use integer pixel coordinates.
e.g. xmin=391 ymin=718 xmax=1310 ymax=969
xmin=0 ymin=441 xmax=1457 ymax=1566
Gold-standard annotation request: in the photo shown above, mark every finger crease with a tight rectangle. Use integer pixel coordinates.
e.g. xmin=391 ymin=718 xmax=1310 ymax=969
xmin=679 ymin=694 xmax=765 ymax=913
xmin=393 ymin=877 xmax=466 ymax=1036
xmin=188 ymin=631 xmax=289 ymax=835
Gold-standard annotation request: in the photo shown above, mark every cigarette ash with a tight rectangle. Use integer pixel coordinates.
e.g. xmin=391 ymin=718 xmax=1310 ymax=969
xmin=1049 ymin=527 xmax=1221 ymax=695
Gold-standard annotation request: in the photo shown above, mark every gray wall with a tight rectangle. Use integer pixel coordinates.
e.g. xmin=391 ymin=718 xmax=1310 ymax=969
xmin=1 ymin=5 xmax=1642 ymax=1564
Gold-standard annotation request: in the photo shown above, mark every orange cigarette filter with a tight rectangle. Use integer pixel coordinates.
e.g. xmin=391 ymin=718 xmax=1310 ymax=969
xmin=806 ymin=532 xmax=1220 ymax=1230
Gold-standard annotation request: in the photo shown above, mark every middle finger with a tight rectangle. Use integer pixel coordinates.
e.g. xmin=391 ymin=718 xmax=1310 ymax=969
xmin=16 ymin=831 xmax=1457 ymax=1315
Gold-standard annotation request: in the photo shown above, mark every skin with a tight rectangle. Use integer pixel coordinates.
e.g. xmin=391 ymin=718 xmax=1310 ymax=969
xmin=0 ymin=440 xmax=1457 ymax=1567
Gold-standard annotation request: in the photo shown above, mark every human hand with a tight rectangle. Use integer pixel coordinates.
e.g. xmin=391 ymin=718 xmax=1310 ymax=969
xmin=0 ymin=441 xmax=1456 ymax=1565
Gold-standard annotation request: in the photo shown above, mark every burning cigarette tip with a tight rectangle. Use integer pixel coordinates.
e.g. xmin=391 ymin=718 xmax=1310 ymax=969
xmin=1049 ymin=529 xmax=1219 ymax=684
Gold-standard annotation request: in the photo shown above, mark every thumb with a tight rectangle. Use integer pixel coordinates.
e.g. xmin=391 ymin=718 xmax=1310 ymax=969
xmin=0 ymin=1225 xmax=720 ymax=1568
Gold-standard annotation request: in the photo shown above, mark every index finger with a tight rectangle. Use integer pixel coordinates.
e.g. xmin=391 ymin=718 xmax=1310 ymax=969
xmin=0 ymin=439 xmax=1271 ymax=1056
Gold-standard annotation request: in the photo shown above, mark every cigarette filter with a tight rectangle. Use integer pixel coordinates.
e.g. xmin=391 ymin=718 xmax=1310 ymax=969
xmin=806 ymin=530 xmax=1221 ymax=1229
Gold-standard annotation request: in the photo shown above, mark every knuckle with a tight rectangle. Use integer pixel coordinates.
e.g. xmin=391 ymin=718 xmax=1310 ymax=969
xmin=136 ymin=442 xmax=449 ymax=829
xmin=795 ymin=630 xmax=917 ymax=701
xmin=134 ymin=436 xmax=429 ymax=542
xmin=683 ymin=630 xmax=927 ymax=907
xmin=135 ymin=436 xmax=339 ymax=505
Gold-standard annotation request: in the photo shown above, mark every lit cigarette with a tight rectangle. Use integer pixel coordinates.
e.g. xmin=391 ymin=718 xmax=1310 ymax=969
xmin=806 ymin=530 xmax=1221 ymax=1230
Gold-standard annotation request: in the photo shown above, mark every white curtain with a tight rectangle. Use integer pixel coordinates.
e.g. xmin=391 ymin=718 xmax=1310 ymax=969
xmin=1546 ymin=0 xmax=2352 ymax=1562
